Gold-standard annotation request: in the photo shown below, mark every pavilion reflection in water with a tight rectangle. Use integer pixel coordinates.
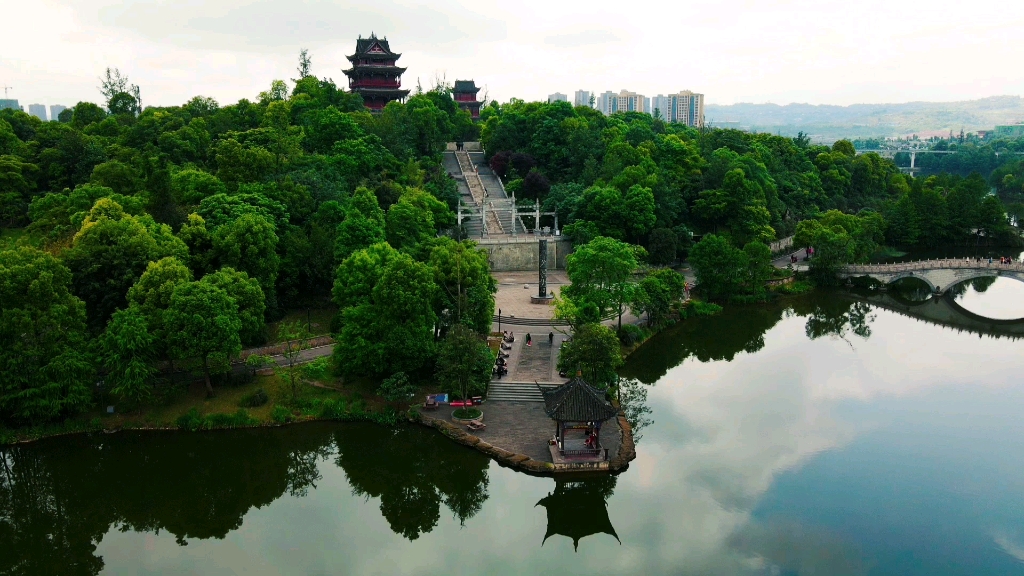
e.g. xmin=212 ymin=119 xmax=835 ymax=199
xmin=536 ymin=477 xmax=620 ymax=551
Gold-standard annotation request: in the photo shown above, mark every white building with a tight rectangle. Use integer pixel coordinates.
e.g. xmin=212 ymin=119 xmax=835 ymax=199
xmin=28 ymin=104 xmax=47 ymax=121
xmin=547 ymin=92 xmax=568 ymax=104
xmin=595 ymin=89 xmax=647 ymax=116
xmin=574 ymin=90 xmax=592 ymax=107
xmin=651 ymin=91 xmax=705 ymax=127
xmin=50 ymin=104 xmax=67 ymax=121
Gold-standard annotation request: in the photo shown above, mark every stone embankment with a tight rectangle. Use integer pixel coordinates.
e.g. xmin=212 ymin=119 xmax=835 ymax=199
xmin=413 ymin=410 xmax=636 ymax=476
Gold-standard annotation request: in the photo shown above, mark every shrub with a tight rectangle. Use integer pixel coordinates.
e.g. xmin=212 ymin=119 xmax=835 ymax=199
xmin=377 ymin=371 xmax=416 ymax=403
xmin=271 ymin=404 xmax=293 ymax=423
xmin=775 ymin=280 xmax=814 ymax=295
xmin=206 ymin=409 xmax=256 ymax=428
xmin=690 ymin=301 xmax=723 ymax=317
xmin=617 ymin=324 xmax=648 ymax=346
xmin=452 ymin=407 xmax=482 ymax=420
xmin=176 ymin=407 xmax=205 ymax=431
xmin=239 ymin=388 xmax=269 ymax=408
xmin=318 ymin=398 xmax=349 ymax=420
xmin=300 ymin=357 xmax=330 ymax=380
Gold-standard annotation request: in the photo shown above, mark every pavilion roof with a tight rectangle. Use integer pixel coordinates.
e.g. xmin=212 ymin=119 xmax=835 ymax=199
xmin=542 ymin=377 xmax=618 ymax=423
xmin=453 ymin=80 xmax=480 ymax=94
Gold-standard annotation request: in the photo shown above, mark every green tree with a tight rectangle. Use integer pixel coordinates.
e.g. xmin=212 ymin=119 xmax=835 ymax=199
xmin=556 ymin=323 xmax=622 ymax=389
xmin=0 ymin=247 xmax=94 ymax=424
xmin=335 ymin=187 xmax=385 ymax=261
xmin=332 ymin=244 xmax=437 ymax=377
xmin=127 ymin=256 xmax=193 ymax=366
xmin=429 ymin=238 xmax=496 ymax=334
xmin=743 ymin=241 xmax=773 ymax=293
xmin=563 ymin=236 xmax=643 ymax=329
xmin=64 ymin=198 xmax=187 ymax=330
xmin=435 ymin=325 xmax=493 ymax=402
xmin=631 ymin=268 xmax=686 ymax=327
xmin=164 ymin=282 xmax=242 ymax=395
xmin=100 ymin=307 xmax=157 ymax=408
xmin=200 ymin=267 xmax=267 ymax=345
xmin=377 ymin=371 xmax=417 ymax=406
xmin=689 ymin=234 xmax=748 ymax=300
xmin=212 ymin=213 xmax=280 ymax=313
xmin=275 ymin=320 xmax=310 ymax=400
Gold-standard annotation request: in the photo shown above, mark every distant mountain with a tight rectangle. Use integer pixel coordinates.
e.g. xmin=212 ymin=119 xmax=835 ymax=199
xmin=704 ymin=96 xmax=1024 ymax=142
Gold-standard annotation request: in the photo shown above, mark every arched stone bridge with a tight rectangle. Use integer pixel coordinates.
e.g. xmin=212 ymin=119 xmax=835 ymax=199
xmin=839 ymin=259 xmax=1024 ymax=294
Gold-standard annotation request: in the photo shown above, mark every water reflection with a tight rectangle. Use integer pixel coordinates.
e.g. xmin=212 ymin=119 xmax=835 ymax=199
xmin=0 ymin=423 xmax=490 ymax=575
xmin=536 ymin=477 xmax=619 ymax=551
xmin=952 ymin=276 xmax=1024 ymax=320
xmin=620 ymin=294 xmax=878 ymax=384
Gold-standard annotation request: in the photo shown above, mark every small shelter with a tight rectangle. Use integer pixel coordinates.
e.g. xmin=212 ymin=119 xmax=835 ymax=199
xmin=542 ymin=376 xmax=618 ymax=461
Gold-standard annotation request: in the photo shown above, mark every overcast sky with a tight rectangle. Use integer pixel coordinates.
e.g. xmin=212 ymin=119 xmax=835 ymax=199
xmin=3 ymin=0 xmax=1022 ymax=110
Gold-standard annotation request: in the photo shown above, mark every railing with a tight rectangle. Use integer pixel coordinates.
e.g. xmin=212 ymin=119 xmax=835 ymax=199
xmin=844 ymin=258 xmax=1024 ymax=274
xmin=559 ymin=446 xmax=605 ymax=458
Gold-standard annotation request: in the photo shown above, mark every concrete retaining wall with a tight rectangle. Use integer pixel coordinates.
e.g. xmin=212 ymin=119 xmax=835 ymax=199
xmin=478 ymin=237 xmax=572 ymax=272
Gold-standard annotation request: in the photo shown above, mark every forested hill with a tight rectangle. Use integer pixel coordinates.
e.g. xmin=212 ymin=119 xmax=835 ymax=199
xmin=706 ymin=96 xmax=1024 ymax=140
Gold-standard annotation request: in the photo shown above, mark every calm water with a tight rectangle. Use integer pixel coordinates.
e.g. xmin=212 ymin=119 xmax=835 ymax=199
xmin=6 ymin=281 xmax=1024 ymax=575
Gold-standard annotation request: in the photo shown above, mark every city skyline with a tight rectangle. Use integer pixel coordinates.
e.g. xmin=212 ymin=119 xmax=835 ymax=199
xmin=2 ymin=0 xmax=1021 ymax=110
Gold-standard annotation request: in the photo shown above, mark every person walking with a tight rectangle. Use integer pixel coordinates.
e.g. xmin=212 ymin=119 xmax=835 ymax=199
xmin=525 ymin=333 xmax=532 ymax=347
xmin=548 ymin=332 xmax=554 ymax=345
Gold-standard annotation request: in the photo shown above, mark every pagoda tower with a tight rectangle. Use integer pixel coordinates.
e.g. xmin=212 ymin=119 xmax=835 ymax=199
xmin=343 ymin=34 xmax=410 ymax=112
xmin=452 ymin=80 xmax=482 ymax=120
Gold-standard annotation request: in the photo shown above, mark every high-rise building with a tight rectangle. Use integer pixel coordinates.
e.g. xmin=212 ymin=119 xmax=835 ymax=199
xmin=342 ymin=33 xmax=410 ymax=112
xmin=0 ymin=99 xmax=20 ymax=111
xmin=595 ymin=90 xmax=647 ymax=116
xmin=547 ymin=92 xmax=568 ymax=103
xmin=453 ymin=80 xmax=482 ymax=120
xmin=574 ymin=90 xmax=592 ymax=107
xmin=28 ymin=104 xmax=47 ymax=121
xmin=651 ymin=91 xmax=704 ymax=127
xmin=50 ymin=104 xmax=67 ymax=121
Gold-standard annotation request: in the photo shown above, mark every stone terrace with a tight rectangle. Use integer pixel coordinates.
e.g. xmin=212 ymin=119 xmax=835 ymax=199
xmin=436 ymin=401 xmax=622 ymax=464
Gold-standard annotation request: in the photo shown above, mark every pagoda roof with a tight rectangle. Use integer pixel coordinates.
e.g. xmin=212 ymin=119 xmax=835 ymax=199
xmin=453 ymin=80 xmax=480 ymax=94
xmin=542 ymin=377 xmax=618 ymax=423
xmin=347 ymin=34 xmax=401 ymax=60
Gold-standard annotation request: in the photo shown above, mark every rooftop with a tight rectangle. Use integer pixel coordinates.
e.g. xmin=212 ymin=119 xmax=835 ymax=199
xmin=542 ymin=377 xmax=618 ymax=423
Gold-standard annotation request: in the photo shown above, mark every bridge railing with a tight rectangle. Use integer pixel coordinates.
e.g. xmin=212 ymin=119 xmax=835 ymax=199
xmin=844 ymin=258 xmax=1024 ymax=274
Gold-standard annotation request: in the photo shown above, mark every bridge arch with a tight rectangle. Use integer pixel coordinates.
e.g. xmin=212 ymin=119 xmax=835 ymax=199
xmin=886 ymin=271 xmax=937 ymax=293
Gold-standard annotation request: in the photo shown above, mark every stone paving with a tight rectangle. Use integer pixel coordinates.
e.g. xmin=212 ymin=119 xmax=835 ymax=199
xmin=494 ymin=271 xmax=568 ymax=321
xmin=438 ymin=400 xmax=622 ymax=464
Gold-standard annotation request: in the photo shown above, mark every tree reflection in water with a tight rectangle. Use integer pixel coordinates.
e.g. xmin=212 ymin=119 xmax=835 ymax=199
xmin=0 ymin=422 xmax=491 ymax=575
xmin=621 ymin=293 xmax=879 ymax=384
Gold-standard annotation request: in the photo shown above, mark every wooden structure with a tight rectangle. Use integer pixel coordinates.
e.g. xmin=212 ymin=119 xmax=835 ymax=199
xmin=343 ymin=34 xmax=410 ymax=112
xmin=542 ymin=377 xmax=618 ymax=467
xmin=453 ymin=80 xmax=482 ymax=120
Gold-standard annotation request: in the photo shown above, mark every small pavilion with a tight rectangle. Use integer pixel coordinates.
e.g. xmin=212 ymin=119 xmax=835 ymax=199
xmin=542 ymin=376 xmax=619 ymax=465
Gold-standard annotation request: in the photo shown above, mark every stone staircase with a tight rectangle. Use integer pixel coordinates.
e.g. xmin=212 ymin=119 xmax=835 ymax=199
xmin=487 ymin=381 xmax=559 ymax=402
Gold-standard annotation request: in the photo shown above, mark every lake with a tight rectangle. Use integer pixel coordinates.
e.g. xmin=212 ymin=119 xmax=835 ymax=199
xmin=5 ymin=279 xmax=1024 ymax=575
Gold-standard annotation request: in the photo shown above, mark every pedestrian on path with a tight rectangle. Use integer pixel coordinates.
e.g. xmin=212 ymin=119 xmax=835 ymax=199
xmin=548 ymin=332 xmax=554 ymax=345
xmin=525 ymin=333 xmax=532 ymax=347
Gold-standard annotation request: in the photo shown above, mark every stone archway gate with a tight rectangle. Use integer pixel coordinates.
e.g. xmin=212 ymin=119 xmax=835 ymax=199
xmin=839 ymin=259 xmax=1024 ymax=294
